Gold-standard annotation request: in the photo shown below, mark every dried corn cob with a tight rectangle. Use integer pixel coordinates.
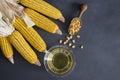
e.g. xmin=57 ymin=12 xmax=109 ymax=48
xmin=8 ymin=30 xmax=41 ymax=66
xmin=13 ymin=17 xmax=46 ymax=52
xmin=19 ymin=0 xmax=65 ymax=22
xmin=24 ymin=8 xmax=62 ymax=35
xmin=0 ymin=37 xmax=14 ymax=64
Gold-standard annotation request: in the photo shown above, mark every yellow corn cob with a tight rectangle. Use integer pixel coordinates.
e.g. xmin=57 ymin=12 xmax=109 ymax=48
xmin=0 ymin=37 xmax=14 ymax=64
xmin=8 ymin=30 xmax=41 ymax=66
xmin=17 ymin=0 xmax=43 ymax=3
xmin=35 ymin=0 xmax=43 ymax=1
xmin=13 ymin=17 xmax=46 ymax=52
xmin=19 ymin=0 xmax=65 ymax=22
xmin=24 ymin=8 xmax=62 ymax=35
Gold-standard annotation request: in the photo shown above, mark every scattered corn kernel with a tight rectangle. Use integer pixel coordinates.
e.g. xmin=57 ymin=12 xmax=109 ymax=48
xmin=72 ymin=40 xmax=75 ymax=43
xmin=69 ymin=35 xmax=73 ymax=39
xmin=77 ymin=35 xmax=80 ymax=39
xmin=72 ymin=45 xmax=75 ymax=48
xmin=63 ymin=42 xmax=67 ymax=45
xmin=63 ymin=40 xmax=68 ymax=45
xmin=66 ymin=36 xmax=70 ymax=40
xmin=59 ymin=40 xmax=63 ymax=44
xmin=80 ymin=45 xmax=84 ymax=49
xmin=69 ymin=43 xmax=72 ymax=47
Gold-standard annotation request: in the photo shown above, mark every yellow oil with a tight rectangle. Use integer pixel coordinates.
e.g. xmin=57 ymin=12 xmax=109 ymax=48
xmin=46 ymin=47 xmax=74 ymax=75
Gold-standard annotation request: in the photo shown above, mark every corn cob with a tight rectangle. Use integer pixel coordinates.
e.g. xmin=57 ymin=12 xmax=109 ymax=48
xmin=19 ymin=0 xmax=65 ymax=22
xmin=13 ymin=17 xmax=46 ymax=52
xmin=8 ymin=30 xmax=41 ymax=66
xmin=24 ymin=8 xmax=62 ymax=35
xmin=0 ymin=37 xmax=14 ymax=64
xmin=15 ymin=0 xmax=44 ymax=3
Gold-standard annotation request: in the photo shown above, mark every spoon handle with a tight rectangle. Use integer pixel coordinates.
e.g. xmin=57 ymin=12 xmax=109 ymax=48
xmin=79 ymin=3 xmax=88 ymax=19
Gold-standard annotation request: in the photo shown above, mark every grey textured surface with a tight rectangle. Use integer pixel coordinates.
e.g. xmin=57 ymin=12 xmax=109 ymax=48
xmin=0 ymin=0 xmax=120 ymax=80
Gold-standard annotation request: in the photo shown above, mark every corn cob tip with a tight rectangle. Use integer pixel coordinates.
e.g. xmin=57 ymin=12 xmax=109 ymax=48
xmin=34 ymin=60 xmax=41 ymax=67
xmin=44 ymin=49 xmax=49 ymax=54
xmin=8 ymin=56 xmax=14 ymax=64
xmin=56 ymin=29 xmax=62 ymax=35
xmin=59 ymin=15 xmax=65 ymax=23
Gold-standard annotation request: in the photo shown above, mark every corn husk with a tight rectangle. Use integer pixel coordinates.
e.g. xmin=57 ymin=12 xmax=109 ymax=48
xmin=0 ymin=0 xmax=15 ymax=24
xmin=0 ymin=0 xmax=34 ymax=27
xmin=0 ymin=12 xmax=15 ymax=37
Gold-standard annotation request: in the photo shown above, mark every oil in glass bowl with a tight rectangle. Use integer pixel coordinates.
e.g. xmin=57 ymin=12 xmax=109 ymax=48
xmin=44 ymin=45 xmax=75 ymax=77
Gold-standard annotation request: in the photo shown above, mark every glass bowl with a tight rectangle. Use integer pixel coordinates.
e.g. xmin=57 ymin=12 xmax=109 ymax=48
xmin=44 ymin=45 xmax=76 ymax=77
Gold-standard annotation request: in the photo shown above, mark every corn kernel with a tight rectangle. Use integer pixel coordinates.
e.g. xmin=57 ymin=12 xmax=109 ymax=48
xmin=66 ymin=36 xmax=70 ymax=40
xmin=69 ymin=35 xmax=73 ymax=39
xmin=59 ymin=40 xmax=62 ymax=44
xmin=72 ymin=45 xmax=75 ymax=48
xmin=72 ymin=40 xmax=75 ymax=43
xmin=80 ymin=45 xmax=84 ymax=49
xmin=69 ymin=43 xmax=72 ymax=46
xmin=77 ymin=35 xmax=80 ymax=39
xmin=63 ymin=42 xmax=66 ymax=45
xmin=63 ymin=40 xmax=68 ymax=45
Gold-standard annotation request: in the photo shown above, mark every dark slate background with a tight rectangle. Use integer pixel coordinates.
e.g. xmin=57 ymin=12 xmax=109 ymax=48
xmin=0 ymin=0 xmax=120 ymax=80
